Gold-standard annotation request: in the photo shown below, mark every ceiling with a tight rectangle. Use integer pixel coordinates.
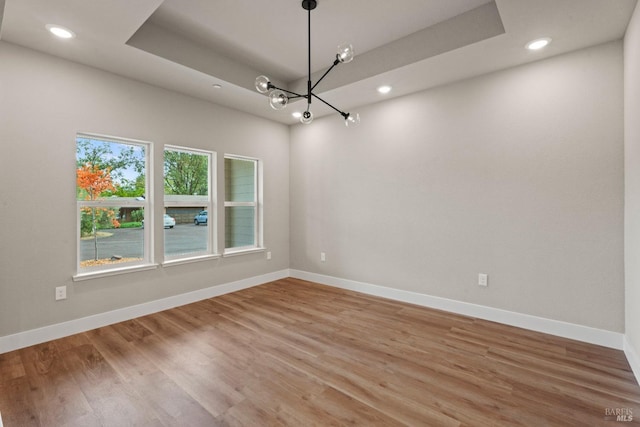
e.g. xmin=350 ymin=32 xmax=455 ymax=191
xmin=0 ymin=0 xmax=637 ymax=125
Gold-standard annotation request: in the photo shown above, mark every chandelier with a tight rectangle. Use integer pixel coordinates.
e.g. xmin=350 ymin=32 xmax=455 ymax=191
xmin=254 ymin=0 xmax=360 ymax=127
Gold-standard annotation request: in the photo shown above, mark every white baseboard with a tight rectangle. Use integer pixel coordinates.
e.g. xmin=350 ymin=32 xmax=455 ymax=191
xmin=624 ymin=336 xmax=640 ymax=385
xmin=0 ymin=269 xmax=290 ymax=354
xmin=290 ymin=269 xmax=625 ymax=350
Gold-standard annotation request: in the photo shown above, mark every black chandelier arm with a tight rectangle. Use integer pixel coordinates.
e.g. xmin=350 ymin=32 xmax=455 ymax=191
xmin=311 ymin=57 xmax=341 ymax=92
xmin=267 ymin=83 xmax=306 ymax=99
xmin=311 ymin=92 xmax=350 ymax=119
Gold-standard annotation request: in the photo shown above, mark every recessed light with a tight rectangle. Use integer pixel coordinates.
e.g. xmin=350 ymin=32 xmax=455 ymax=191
xmin=526 ymin=37 xmax=551 ymax=51
xmin=377 ymin=85 xmax=392 ymax=94
xmin=46 ymin=24 xmax=76 ymax=39
xmin=292 ymin=112 xmax=302 ymax=119
xmin=212 ymin=84 xmax=222 ymax=89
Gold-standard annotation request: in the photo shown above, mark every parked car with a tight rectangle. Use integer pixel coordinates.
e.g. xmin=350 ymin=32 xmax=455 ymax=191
xmin=164 ymin=214 xmax=176 ymax=229
xmin=194 ymin=210 xmax=208 ymax=225
xmin=142 ymin=214 xmax=176 ymax=229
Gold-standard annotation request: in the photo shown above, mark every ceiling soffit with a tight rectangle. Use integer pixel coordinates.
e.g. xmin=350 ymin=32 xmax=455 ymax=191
xmin=127 ymin=1 xmax=504 ymax=96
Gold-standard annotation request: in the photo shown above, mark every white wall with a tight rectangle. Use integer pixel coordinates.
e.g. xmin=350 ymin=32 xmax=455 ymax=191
xmin=625 ymin=3 xmax=640 ymax=373
xmin=0 ymin=35 xmax=630 ymax=350
xmin=290 ymin=41 xmax=624 ymax=332
xmin=0 ymin=41 xmax=290 ymax=338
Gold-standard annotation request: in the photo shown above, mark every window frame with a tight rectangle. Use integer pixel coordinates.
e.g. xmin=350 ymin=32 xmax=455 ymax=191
xmin=163 ymin=145 xmax=218 ymax=265
xmin=224 ymin=154 xmax=263 ymax=255
xmin=74 ymin=133 xmax=155 ymax=281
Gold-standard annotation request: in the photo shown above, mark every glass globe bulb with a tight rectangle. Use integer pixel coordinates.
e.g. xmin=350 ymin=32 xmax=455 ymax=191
xmin=337 ymin=43 xmax=355 ymax=64
xmin=268 ymin=90 xmax=288 ymax=110
xmin=345 ymin=112 xmax=360 ymax=127
xmin=300 ymin=110 xmax=314 ymax=125
xmin=255 ymin=75 xmax=271 ymax=94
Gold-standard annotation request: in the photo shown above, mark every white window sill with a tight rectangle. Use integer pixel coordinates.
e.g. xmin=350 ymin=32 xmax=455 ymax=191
xmin=73 ymin=263 xmax=158 ymax=282
xmin=162 ymin=254 xmax=221 ymax=267
xmin=223 ymin=247 xmax=265 ymax=257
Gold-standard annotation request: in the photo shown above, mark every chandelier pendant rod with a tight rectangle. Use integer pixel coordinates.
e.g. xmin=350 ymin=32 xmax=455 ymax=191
xmin=306 ymin=4 xmax=312 ymax=111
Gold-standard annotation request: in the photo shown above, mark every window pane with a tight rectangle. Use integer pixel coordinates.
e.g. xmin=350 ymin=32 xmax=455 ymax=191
xmin=225 ymin=206 xmax=255 ymax=248
xmin=163 ymin=147 xmax=213 ymax=259
xmin=77 ymin=134 xmax=149 ymax=273
xmin=79 ymin=206 xmax=144 ymax=268
xmin=225 ymin=157 xmax=255 ymax=202
xmin=164 ymin=209 xmax=209 ymax=257
xmin=76 ymin=137 xmax=146 ymax=201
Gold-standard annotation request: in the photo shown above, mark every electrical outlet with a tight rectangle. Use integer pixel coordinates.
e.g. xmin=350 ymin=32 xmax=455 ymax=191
xmin=55 ymin=286 xmax=67 ymax=300
xmin=478 ymin=274 xmax=488 ymax=287
xmin=320 ymin=252 xmax=326 ymax=262
xmin=266 ymin=251 xmax=272 ymax=260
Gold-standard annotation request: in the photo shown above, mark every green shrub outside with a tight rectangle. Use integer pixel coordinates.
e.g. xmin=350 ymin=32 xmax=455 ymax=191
xmin=119 ymin=222 xmax=142 ymax=229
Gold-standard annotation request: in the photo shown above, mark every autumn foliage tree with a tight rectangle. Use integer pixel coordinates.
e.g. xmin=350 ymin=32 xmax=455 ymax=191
xmin=77 ymin=163 xmax=116 ymax=260
xmin=77 ymin=163 xmax=116 ymax=199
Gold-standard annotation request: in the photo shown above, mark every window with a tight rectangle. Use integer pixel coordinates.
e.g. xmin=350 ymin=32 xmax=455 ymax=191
xmin=224 ymin=155 xmax=261 ymax=253
xmin=75 ymin=134 xmax=151 ymax=278
xmin=164 ymin=146 xmax=216 ymax=261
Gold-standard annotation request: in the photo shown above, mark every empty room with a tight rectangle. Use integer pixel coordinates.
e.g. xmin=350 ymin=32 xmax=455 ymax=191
xmin=1 ymin=0 xmax=640 ymax=425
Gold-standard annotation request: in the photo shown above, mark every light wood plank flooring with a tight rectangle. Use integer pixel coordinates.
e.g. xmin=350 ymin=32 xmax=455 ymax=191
xmin=0 ymin=278 xmax=639 ymax=426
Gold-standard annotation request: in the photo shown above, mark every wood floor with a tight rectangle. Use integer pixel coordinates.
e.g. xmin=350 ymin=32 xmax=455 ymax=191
xmin=0 ymin=278 xmax=639 ymax=426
